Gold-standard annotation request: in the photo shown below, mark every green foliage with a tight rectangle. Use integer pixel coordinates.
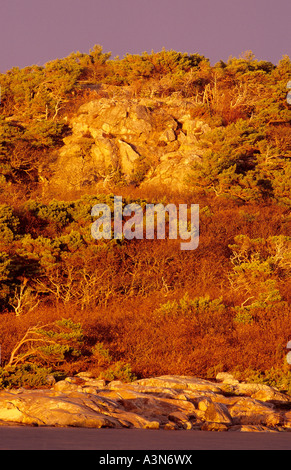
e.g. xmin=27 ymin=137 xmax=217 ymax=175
xmin=0 ymin=54 xmax=83 ymax=119
xmin=229 ymin=234 xmax=291 ymax=277
xmin=188 ymin=120 xmax=276 ymax=200
xmin=36 ymin=319 xmax=83 ymax=360
xmin=154 ymin=294 xmax=228 ymax=337
xmin=156 ymin=293 xmax=225 ymax=320
xmin=106 ymin=49 xmax=206 ymax=85
xmin=57 ymin=230 xmax=85 ymax=252
xmin=24 ymin=199 xmax=73 ymax=226
xmin=90 ymin=341 xmax=135 ymax=382
xmin=7 ymin=319 xmax=84 ymax=368
xmin=24 ymin=121 xmax=67 ymax=148
xmin=0 ymin=251 xmax=12 ymax=306
xmin=234 ymin=310 xmax=254 ymax=325
xmin=225 ymin=52 xmax=275 ymax=75
xmin=183 ymin=52 xmax=291 ymax=204
xmin=23 ymin=195 xmax=116 ymax=227
xmin=92 ymin=342 xmax=112 ymax=366
xmin=0 ymin=252 xmax=11 ymax=281
xmin=229 ymin=235 xmax=291 ymax=314
xmin=0 ymin=363 xmax=52 ymax=389
xmin=98 ymin=361 xmax=136 ymax=382
xmin=237 ymin=367 xmax=291 ymax=396
xmin=0 ymin=204 xmax=20 ymax=241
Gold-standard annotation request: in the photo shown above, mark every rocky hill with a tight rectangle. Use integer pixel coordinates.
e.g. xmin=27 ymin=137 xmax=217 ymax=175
xmin=0 ymin=49 xmax=291 ymax=397
xmin=1 ymin=49 xmax=290 ymax=202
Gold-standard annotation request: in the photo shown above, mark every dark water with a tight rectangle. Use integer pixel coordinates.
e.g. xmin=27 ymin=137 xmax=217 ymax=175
xmin=0 ymin=427 xmax=291 ymax=450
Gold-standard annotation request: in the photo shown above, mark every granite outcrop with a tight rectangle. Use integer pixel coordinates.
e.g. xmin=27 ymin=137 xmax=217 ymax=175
xmin=1 ymin=374 xmax=291 ymax=432
xmin=49 ymin=96 xmax=209 ymax=192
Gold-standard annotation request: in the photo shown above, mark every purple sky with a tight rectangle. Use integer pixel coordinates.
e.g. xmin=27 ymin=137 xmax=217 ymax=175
xmin=1 ymin=0 xmax=291 ymax=72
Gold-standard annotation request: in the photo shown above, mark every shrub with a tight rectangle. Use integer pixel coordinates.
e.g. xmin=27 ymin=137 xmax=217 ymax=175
xmin=98 ymin=361 xmax=136 ymax=383
xmin=0 ymin=204 xmax=20 ymax=241
xmin=0 ymin=364 xmax=52 ymax=389
xmin=91 ymin=342 xmax=112 ymax=367
xmin=6 ymin=318 xmax=84 ymax=368
xmin=235 ymin=368 xmax=291 ymax=396
xmin=154 ymin=293 xmax=226 ymax=321
xmin=234 ymin=310 xmax=254 ymax=325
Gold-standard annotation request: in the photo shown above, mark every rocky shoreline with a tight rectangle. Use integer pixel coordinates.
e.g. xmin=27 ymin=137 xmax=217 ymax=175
xmin=1 ymin=374 xmax=291 ymax=432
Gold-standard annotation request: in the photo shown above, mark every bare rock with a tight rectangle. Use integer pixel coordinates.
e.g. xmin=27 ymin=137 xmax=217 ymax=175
xmin=168 ymin=411 xmax=192 ymax=429
xmin=0 ymin=374 xmax=290 ymax=431
xmin=216 ymin=372 xmax=239 ymax=385
xmin=135 ymin=375 xmax=222 ymax=393
xmin=283 ymin=411 xmax=291 ymax=429
xmin=201 ymin=422 xmax=229 ymax=432
xmin=0 ymin=390 xmax=120 ymax=428
xmin=197 ymin=398 xmax=233 ymax=425
xmin=49 ymin=96 xmax=208 ymax=192
xmin=118 ymin=140 xmax=140 ymax=174
xmin=229 ymin=425 xmax=280 ymax=433
xmin=234 ymin=383 xmax=290 ymax=403
xmin=228 ymin=397 xmax=283 ymax=427
xmin=53 ymin=380 xmax=81 ymax=393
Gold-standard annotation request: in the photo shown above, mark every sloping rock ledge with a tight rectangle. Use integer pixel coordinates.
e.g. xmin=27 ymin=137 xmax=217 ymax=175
xmin=1 ymin=374 xmax=291 ymax=432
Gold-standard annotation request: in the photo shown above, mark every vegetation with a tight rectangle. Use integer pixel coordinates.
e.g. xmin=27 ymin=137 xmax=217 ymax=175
xmin=0 ymin=46 xmax=290 ymax=391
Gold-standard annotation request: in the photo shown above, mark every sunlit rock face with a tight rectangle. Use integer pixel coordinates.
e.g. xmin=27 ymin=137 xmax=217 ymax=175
xmin=50 ymin=96 xmax=208 ymax=192
xmin=0 ymin=374 xmax=290 ymax=432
